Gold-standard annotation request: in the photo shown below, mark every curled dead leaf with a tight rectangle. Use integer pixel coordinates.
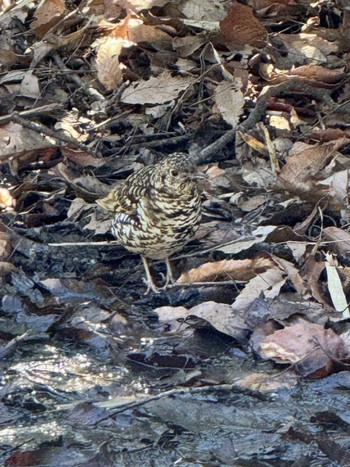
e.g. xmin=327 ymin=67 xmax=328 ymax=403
xmin=177 ymin=256 xmax=274 ymax=284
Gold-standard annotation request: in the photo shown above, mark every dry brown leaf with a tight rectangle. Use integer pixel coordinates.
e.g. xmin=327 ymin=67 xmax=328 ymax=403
xmin=265 ymin=65 xmax=345 ymax=88
xmin=302 ymin=255 xmax=328 ymax=306
xmin=220 ymin=2 xmax=267 ymax=47
xmin=121 ymin=71 xmax=193 ymax=105
xmin=54 ymin=163 xmax=108 ymax=198
xmin=122 ymin=19 xmax=172 ymax=44
xmin=0 ymin=261 xmax=16 ymax=277
xmin=30 ymin=17 xmax=94 ymax=68
xmin=32 ymin=0 xmax=66 ymax=37
xmin=308 ymin=129 xmax=350 ymax=143
xmin=277 ymin=139 xmax=347 ymax=197
xmin=63 ymin=149 xmax=106 ymax=168
xmin=178 ymin=257 xmax=273 ymax=284
xmin=252 ymin=0 xmax=301 ymax=17
xmin=103 ymin=14 xmax=173 ymax=43
xmin=283 ymin=65 xmax=344 ymax=86
xmin=258 ymin=321 xmax=348 ymax=377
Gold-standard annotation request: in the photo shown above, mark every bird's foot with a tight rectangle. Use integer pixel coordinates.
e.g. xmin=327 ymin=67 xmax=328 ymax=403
xmin=143 ymin=277 xmax=161 ymax=294
xmin=159 ymin=257 xmax=176 ymax=289
xmin=159 ymin=271 xmax=176 ymax=289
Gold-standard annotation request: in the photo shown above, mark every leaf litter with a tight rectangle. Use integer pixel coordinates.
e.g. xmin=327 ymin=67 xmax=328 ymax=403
xmin=1 ymin=0 xmax=350 ymax=465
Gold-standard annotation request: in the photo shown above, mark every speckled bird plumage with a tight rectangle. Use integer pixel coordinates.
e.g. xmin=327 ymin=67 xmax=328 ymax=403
xmin=97 ymin=153 xmax=202 ymax=293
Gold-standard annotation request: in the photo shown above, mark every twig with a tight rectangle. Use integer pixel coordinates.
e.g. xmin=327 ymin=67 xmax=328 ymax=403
xmin=0 ymin=331 xmax=31 ymax=359
xmin=11 ymin=112 xmax=96 ymax=155
xmin=48 ymin=240 xmax=119 ymax=246
xmin=0 ymin=103 xmax=63 ymax=126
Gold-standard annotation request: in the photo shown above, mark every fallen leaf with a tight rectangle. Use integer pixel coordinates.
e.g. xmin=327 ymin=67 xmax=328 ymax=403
xmin=31 ymin=0 xmax=66 ymax=37
xmin=214 ymin=79 xmax=245 ymax=129
xmin=258 ymin=321 xmax=348 ymax=377
xmin=155 ymin=301 xmax=249 ymax=340
xmin=121 ymin=71 xmax=193 ymax=105
xmin=220 ymin=2 xmax=267 ymax=47
xmin=325 ymin=252 xmax=349 ymax=318
xmin=323 ymin=227 xmax=350 ymax=256
xmin=177 ymin=256 xmax=274 ymax=284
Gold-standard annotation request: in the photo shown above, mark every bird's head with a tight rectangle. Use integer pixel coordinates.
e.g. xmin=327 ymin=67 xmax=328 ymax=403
xmin=154 ymin=153 xmax=205 ymax=192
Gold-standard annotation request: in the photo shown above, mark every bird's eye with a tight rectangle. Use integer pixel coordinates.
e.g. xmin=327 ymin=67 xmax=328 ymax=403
xmin=171 ymin=169 xmax=179 ymax=177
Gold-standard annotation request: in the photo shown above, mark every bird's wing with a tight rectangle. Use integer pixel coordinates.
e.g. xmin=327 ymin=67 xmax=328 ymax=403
xmin=97 ymin=166 xmax=153 ymax=215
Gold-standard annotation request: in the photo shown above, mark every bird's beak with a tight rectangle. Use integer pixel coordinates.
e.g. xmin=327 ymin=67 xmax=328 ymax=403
xmin=191 ymin=171 xmax=208 ymax=180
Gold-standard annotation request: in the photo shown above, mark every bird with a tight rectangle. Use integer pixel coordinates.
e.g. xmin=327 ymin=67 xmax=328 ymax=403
xmin=96 ymin=153 xmax=203 ymax=293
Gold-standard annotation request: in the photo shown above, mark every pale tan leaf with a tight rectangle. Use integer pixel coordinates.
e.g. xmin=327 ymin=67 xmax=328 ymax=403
xmin=115 ymin=0 xmax=168 ymax=12
xmin=272 ymin=256 xmax=307 ymax=295
xmin=318 ymin=170 xmax=349 ymax=210
xmin=97 ymin=56 xmax=123 ymax=90
xmin=325 ymin=252 xmax=349 ymax=318
xmin=0 ymin=188 xmax=15 ymax=210
xmin=323 ymin=227 xmax=350 ymax=255
xmin=279 ymin=34 xmax=338 ymax=65
xmin=214 ymin=79 xmax=245 ymax=129
xmin=0 ymin=122 xmax=55 ymax=159
xmin=286 ymin=242 xmax=308 ymax=263
xmin=231 ymin=268 xmax=286 ymax=312
xmin=121 ymin=71 xmax=193 ymax=105
xmin=179 ymin=0 xmax=226 ymax=21
xmin=173 ymin=35 xmax=209 ymax=58
xmin=155 ymin=301 xmax=247 ymax=339
xmin=93 ymin=37 xmax=126 ymax=89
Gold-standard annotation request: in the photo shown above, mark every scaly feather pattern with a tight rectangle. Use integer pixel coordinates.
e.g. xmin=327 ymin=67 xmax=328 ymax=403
xmin=97 ymin=153 xmax=203 ymax=293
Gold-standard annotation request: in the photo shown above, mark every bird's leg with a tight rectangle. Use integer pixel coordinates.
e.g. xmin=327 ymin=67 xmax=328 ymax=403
xmin=141 ymin=256 xmax=160 ymax=294
xmin=164 ymin=257 xmax=176 ymax=287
